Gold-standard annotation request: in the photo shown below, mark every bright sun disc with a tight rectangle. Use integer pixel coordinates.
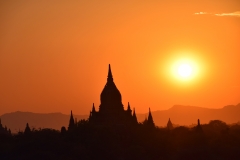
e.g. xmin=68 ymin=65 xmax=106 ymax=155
xmin=169 ymin=57 xmax=199 ymax=82
xmin=177 ymin=64 xmax=193 ymax=78
xmin=162 ymin=52 xmax=204 ymax=85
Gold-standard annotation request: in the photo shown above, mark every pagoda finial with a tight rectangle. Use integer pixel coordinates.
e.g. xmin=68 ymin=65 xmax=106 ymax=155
xmin=148 ymin=108 xmax=152 ymax=119
xmin=70 ymin=110 xmax=74 ymax=120
xmin=107 ymin=64 xmax=113 ymax=82
xmin=24 ymin=122 xmax=31 ymax=135
xmin=68 ymin=110 xmax=75 ymax=131
xmin=132 ymin=108 xmax=138 ymax=124
xmin=92 ymin=103 xmax=96 ymax=112
xmin=196 ymin=119 xmax=203 ymax=132
xmin=167 ymin=118 xmax=173 ymax=130
xmin=127 ymin=102 xmax=131 ymax=110
xmin=147 ymin=108 xmax=155 ymax=127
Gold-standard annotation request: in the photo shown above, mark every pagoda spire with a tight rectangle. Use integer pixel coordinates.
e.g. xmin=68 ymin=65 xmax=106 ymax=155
xmin=68 ymin=110 xmax=75 ymax=131
xmin=132 ymin=108 xmax=138 ymax=124
xmin=92 ymin=103 xmax=96 ymax=113
xmin=148 ymin=108 xmax=153 ymax=121
xmin=24 ymin=123 xmax=31 ymax=135
xmin=147 ymin=108 xmax=155 ymax=127
xmin=107 ymin=64 xmax=113 ymax=82
xmin=196 ymin=119 xmax=203 ymax=132
xmin=127 ymin=102 xmax=131 ymax=111
xmin=167 ymin=118 xmax=173 ymax=130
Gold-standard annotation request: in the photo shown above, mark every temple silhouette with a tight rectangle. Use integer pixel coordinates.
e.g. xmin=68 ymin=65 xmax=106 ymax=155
xmin=167 ymin=118 xmax=173 ymax=130
xmin=88 ymin=64 xmax=139 ymax=126
xmin=67 ymin=64 xmax=154 ymax=129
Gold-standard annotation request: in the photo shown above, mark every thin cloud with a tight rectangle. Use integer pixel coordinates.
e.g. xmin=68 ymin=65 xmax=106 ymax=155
xmin=194 ymin=12 xmax=209 ymax=15
xmin=194 ymin=11 xmax=240 ymax=17
xmin=215 ymin=11 xmax=240 ymax=17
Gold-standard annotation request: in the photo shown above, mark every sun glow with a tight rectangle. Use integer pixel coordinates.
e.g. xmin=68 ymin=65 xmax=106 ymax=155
xmin=172 ymin=58 xmax=198 ymax=81
xmin=160 ymin=51 xmax=206 ymax=86
xmin=177 ymin=63 xmax=193 ymax=78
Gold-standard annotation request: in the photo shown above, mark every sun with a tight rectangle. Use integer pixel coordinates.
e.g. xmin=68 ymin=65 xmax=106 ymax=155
xmin=170 ymin=57 xmax=199 ymax=81
xmin=161 ymin=51 xmax=204 ymax=85
xmin=177 ymin=63 xmax=193 ymax=78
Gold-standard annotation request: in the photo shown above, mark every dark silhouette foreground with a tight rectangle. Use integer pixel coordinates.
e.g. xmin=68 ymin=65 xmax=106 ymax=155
xmin=1 ymin=120 xmax=240 ymax=160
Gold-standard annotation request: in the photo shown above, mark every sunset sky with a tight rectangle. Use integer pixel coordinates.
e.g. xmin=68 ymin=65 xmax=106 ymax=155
xmin=1 ymin=0 xmax=240 ymax=115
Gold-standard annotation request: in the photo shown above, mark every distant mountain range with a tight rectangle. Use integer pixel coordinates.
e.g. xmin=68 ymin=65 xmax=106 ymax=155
xmin=0 ymin=112 xmax=88 ymax=133
xmin=138 ymin=104 xmax=240 ymax=126
xmin=1 ymin=104 xmax=240 ymax=133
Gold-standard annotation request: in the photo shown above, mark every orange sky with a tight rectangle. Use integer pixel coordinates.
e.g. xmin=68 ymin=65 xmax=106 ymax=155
xmin=0 ymin=0 xmax=240 ymax=115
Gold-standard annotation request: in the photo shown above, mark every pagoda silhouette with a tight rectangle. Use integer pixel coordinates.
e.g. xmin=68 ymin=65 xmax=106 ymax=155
xmin=88 ymin=64 xmax=139 ymax=126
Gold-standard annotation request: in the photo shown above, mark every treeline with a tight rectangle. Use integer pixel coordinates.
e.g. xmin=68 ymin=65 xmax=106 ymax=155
xmin=1 ymin=120 xmax=240 ymax=160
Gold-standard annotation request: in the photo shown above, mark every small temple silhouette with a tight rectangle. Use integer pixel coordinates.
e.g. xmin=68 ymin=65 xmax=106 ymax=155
xmin=68 ymin=110 xmax=75 ymax=131
xmin=24 ymin=123 xmax=31 ymax=135
xmin=196 ymin=119 xmax=203 ymax=133
xmin=167 ymin=118 xmax=174 ymax=130
xmin=88 ymin=64 xmax=139 ymax=126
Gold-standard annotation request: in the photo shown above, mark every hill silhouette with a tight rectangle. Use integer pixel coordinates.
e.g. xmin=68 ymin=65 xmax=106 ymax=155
xmin=0 ymin=111 xmax=88 ymax=133
xmin=1 ymin=104 xmax=240 ymax=132
xmin=137 ymin=103 xmax=240 ymax=126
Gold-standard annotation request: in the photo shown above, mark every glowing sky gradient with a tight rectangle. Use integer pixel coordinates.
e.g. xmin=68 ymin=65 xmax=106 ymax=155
xmin=0 ymin=0 xmax=240 ymax=115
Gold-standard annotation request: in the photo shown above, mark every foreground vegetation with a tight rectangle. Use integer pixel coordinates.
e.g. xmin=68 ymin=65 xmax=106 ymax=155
xmin=1 ymin=120 xmax=240 ymax=160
